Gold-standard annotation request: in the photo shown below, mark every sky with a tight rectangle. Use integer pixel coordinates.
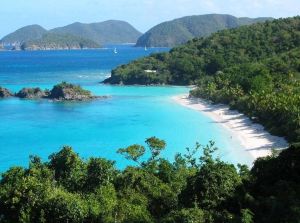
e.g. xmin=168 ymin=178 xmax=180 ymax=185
xmin=0 ymin=0 xmax=299 ymax=38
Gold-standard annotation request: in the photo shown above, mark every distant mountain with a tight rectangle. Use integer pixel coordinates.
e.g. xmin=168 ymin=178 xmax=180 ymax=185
xmin=21 ymin=33 xmax=100 ymax=50
xmin=136 ymin=14 xmax=273 ymax=47
xmin=1 ymin=25 xmax=47 ymax=44
xmin=50 ymin=20 xmax=142 ymax=45
xmin=0 ymin=20 xmax=142 ymax=49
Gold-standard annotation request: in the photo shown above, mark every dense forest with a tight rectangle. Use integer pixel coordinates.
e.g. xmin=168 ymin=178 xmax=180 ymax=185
xmin=136 ymin=14 xmax=271 ymax=47
xmin=0 ymin=137 xmax=299 ymax=223
xmin=104 ymin=17 xmax=300 ymax=142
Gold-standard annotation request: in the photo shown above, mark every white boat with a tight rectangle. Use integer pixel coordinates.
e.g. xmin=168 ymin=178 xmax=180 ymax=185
xmin=144 ymin=46 xmax=148 ymax=51
xmin=114 ymin=48 xmax=118 ymax=54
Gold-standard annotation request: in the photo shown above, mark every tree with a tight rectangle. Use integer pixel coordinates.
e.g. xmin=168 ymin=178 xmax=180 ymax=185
xmin=48 ymin=146 xmax=86 ymax=191
xmin=117 ymin=144 xmax=145 ymax=164
xmin=85 ymin=158 xmax=117 ymax=191
xmin=145 ymin=137 xmax=166 ymax=160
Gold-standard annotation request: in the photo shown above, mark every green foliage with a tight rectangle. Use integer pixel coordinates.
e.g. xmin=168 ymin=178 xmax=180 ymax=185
xmin=50 ymin=20 xmax=141 ymax=45
xmin=162 ymin=208 xmax=205 ymax=223
xmin=240 ymin=209 xmax=254 ymax=223
xmin=85 ymin=158 xmax=117 ymax=191
xmin=107 ymin=17 xmax=300 ymax=142
xmin=117 ymin=144 xmax=146 ymax=164
xmin=0 ymin=140 xmax=299 ymax=222
xmin=48 ymin=146 xmax=85 ymax=192
xmin=136 ymin=14 xmax=272 ymax=47
xmin=0 ymin=25 xmax=47 ymax=43
xmin=180 ymin=142 xmax=242 ymax=210
xmin=43 ymin=188 xmax=89 ymax=223
xmin=145 ymin=137 xmax=166 ymax=160
xmin=1 ymin=20 xmax=141 ymax=46
xmin=48 ymin=81 xmax=93 ymax=100
xmin=21 ymin=33 xmax=100 ymax=50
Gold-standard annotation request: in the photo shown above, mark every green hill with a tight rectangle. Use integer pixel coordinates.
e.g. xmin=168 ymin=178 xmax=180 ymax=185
xmin=136 ymin=14 xmax=272 ymax=47
xmin=1 ymin=20 xmax=142 ymax=47
xmin=105 ymin=17 xmax=300 ymax=142
xmin=0 ymin=25 xmax=47 ymax=44
xmin=21 ymin=33 xmax=100 ymax=50
xmin=50 ymin=20 xmax=142 ymax=44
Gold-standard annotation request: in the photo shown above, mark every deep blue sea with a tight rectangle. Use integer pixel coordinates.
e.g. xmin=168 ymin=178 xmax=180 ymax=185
xmin=0 ymin=45 xmax=253 ymax=172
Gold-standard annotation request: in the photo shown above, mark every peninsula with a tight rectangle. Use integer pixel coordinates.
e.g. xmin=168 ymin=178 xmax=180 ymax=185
xmin=104 ymin=17 xmax=300 ymax=148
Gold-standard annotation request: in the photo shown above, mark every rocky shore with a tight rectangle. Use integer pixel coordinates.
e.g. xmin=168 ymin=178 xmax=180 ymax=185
xmin=1 ymin=82 xmax=107 ymax=101
xmin=0 ymin=87 xmax=13 ymax=98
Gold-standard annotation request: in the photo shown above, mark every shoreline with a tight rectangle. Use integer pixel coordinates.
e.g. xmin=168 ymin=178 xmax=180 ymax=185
xmin=173 ymin=94 xmax=288 ymax=160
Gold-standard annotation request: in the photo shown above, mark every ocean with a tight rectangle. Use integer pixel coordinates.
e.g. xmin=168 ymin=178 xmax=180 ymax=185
xmin=0 ymin=45 xmax=253 ymax=171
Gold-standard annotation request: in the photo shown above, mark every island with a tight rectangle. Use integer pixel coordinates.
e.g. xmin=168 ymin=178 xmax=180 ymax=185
xmin=20 ymin=33 xmax=100 ymax=51
xmin=47 ymin=82 xmax=98 ymax=101
xmin=0 ymin=87 xmax=13 ymax=98
xmin=15 ymin=87 xmax=47 ymax=98
xmin=0 ymin=20 xmax=142 ymax=50
xmin=13 ymin=82 xmax=106 ymax=101
xmin=136 ymin=14 xmax=272 ymax=47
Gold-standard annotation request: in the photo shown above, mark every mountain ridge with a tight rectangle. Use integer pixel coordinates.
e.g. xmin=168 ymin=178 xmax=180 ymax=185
xmin=0 ymin=20 xmax=142 ymax=48
xmin=136 ymin=14 xmax=273 ymax=47
xmin=1 ymin=24 xmax=47 ymax=44
xmin=50 ymin=20 xmax=142 ymax=44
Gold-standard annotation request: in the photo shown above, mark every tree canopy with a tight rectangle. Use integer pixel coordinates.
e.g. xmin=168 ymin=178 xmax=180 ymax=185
xmin=0 ymin=139 xmax=300 ymax=223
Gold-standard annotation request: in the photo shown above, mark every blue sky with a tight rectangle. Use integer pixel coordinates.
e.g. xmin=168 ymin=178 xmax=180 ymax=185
xmin=0 ymin=0 xmax=299 ymax=38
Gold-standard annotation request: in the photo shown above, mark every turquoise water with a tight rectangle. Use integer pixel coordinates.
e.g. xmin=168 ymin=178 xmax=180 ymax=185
xmin=0 ymin=46 xmax=253 ymax=171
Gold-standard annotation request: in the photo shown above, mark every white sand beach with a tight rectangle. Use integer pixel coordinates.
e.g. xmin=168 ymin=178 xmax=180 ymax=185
xmin=173 ymin=94 xmax=288 ymax=160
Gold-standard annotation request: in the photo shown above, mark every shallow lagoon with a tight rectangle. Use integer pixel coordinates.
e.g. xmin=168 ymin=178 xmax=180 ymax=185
xmin=0 ymin=46 xmax=253 ymax=171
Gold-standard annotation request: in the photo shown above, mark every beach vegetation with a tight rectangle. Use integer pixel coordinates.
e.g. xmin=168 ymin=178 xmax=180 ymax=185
xmin=104 ymin=16 xmax=300 ymax=142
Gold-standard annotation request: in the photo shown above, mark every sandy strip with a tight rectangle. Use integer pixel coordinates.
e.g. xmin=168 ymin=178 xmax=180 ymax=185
xmin=173 ymin=94 xmax=288 ymax=160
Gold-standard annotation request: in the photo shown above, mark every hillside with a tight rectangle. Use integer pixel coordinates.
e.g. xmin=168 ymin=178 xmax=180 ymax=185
xmin=50 ymin=20 xmax=142 ymax=44
xmin=0 ymin=25 xmax=47 ymax=44
xmin=0 ymin=20 xmax=142 ymax=48
xmin=105 ymin=17 xmax=300 ymax=142
xmin=21 ymin=33 xmax=100 ymax=50
xmin=136 ymin=14 xmax=272 ymax=47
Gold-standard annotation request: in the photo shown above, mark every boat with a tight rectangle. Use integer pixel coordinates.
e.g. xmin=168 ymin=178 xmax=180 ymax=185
xmin=114 ymin=48 xmax=118 ymax=54
xmin=144 ymin=46 xmax=148 ymax=51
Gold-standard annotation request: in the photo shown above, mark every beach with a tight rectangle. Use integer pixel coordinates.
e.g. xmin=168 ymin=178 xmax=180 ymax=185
xmin=173 ymin=94 xmax=288 ymax=160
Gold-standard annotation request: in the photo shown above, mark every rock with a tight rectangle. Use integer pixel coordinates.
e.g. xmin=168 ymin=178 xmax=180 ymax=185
xmin=13 ymin=82 xmax=107 ymax=101
xmin=15 ymin=87 xmax=46 ymax=99
xmin=0 ymin=87 xmax=13 ymax=98
xmin=48 ymin=82 xmax=95 ymax=101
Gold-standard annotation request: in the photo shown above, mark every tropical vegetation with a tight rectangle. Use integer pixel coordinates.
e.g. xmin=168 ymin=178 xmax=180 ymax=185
xmin=105 ymin=17 xmax=300 ymax=142
xmin=0 ymin=138 xmax=299 ymax=223
xmin=136 ymin=14 xmax=272 ymax=47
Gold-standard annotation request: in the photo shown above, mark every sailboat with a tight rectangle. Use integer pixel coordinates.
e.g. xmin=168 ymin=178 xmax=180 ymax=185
xmin=114 ymin=47 xmax=118 ymax=54
xmin=144 ymin=46 xmax=148 ymax=51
